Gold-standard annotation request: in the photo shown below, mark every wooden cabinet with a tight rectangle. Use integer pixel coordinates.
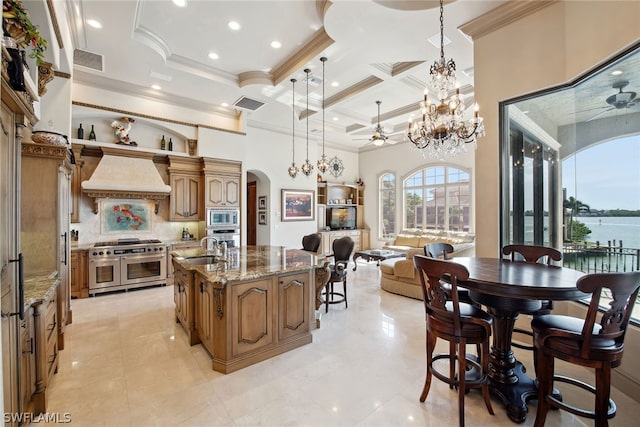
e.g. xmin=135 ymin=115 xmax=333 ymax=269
xmin=70 ymin=144 xmax=84 ymax=223
xmin=196 ymin=274 xmax=216 ymax=355
xmin=205 ymin=175 xmax=239 ymax=207
xmin=203 ymin=158 xmax=241 ymax=208
xmin=32 ymin=284 xmax=59 ymax=415
xmin=173 ymin=261 xmax=199 ymax=345
xmin=277 ymin=272 xmax=310 ymax=341
xmin=19 ymin=306 xmax=35 ymax=414
xmin=170 ymin=173 xmax=202 ymax=221
xmin=230 ymin=278 xmax=274 ymax=356
xmin=318 ymin=181 xmax=366 ymax=230
xmin=167 ymin=242 xmax=201 ymax=285
xmin=70 ymin=249 xmax=89 ymax=299
xmin=320 ymin=229 xmax=369 ymax=256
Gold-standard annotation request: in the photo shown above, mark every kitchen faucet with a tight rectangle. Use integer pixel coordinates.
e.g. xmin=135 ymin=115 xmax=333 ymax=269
xmin=200 ymin=236 xmax=219 ymax=255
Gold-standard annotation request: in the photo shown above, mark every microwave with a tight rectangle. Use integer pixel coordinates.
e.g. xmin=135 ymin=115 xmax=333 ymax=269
xmin=206 ymin=208 xmax=240 ymax=228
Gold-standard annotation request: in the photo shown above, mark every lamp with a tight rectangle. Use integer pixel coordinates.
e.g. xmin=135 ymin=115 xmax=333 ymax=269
xmin=287 ymin=78 xmax=299 ymax=178
xmin=317 ymin=57 xmax=329 ymax=173
xmin=371 ymin=101 xmax=387 ymax=147
xmin=407 ymin=0 xmax=484 ymax=158
xmin=300 ymin=68 xmax=314 ymax=176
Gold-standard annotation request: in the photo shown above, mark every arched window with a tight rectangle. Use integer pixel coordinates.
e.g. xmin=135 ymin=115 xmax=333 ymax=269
xmin=379 ymin=172 xmax=396 ymax=239
xmin=403 ymin=166 xmax=471 ymax=231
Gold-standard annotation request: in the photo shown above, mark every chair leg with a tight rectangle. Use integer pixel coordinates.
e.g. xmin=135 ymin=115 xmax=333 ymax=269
xmin=534 ymin=352 xmax=554 ymax=427
xmin=480 ymin=340 xmax=494 ymax=415
xmin=343 ymin=278 xmax=348 ymax=309
xmin=421 ymin=331 xmax=437 ymax=402
xmin=325 ymin=282 xmax=330 ymax=313
xmin=595 ymin=366 xmax=611 ymax=427
xmin=449 ymin=341 xmax=457 ymax=389
xmin=458 ymin=339 xmax=466 ymax=427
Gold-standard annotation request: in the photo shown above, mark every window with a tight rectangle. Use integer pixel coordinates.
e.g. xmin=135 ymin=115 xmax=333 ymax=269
xmin=379 ymin=172 xmax=396 ymax=239
xmin=403 ymin=166 xmax=471 ymax=231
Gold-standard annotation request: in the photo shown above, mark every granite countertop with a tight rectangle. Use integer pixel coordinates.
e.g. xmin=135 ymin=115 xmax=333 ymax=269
xmin=171 ymin=245 xmax=324 ymax=286
xmin=23 ymin=271 xmax=59 ymax=308
xmin=70 ymin=243 xmax=94 ymax=251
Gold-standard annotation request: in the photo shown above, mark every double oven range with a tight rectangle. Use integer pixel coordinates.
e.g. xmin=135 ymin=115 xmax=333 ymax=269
xmin=89 ymin=238 xmax=167 ymax=296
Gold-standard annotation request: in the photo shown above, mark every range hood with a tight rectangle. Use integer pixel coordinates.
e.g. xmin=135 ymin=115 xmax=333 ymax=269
xmin=82 ymin=153 xmax=171 ymax=214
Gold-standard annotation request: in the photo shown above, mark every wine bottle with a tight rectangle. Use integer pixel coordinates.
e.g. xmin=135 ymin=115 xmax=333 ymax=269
xmin=161 ymin=135 xmax=166 ymax=150
xmin=88 ymin=125 xmax=96 ymax=141
xmin=77 ymin=124 xmax=84 ymax=139
xmin=168 ymin=137 xmax=173 ymax=151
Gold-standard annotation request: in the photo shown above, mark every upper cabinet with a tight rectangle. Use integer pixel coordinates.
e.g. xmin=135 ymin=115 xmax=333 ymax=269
xmin=168 ymin=157 xmax=203 ymax=221
xmin=203 ymin=158 xmax=241 ymax=208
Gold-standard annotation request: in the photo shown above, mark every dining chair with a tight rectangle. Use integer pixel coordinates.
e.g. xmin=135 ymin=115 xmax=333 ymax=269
xmin=532 ymin=271 xmax=640 ymax=427
xmin=414 ymin=255 xmax=494 ymax=427
xmin=502 ymin=244 xmax=562 ymax=351
xmin=322 ymin=236 xmax=354 ymax=312
xmin=425 ymin=242 xmax=476 ymax=307
xmin=301 ymin=233 xmax=321 ymax=253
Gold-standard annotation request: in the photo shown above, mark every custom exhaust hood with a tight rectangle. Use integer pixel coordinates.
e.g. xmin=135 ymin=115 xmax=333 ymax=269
xmin=82 ymin=152 xmax=171 ymax=214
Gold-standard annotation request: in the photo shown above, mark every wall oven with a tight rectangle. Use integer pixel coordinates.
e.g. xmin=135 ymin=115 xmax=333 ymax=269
xmin=206 ymin=207 xmax=240 ymax=229
xmin=89 ymin=238 xmax=166 ymax=296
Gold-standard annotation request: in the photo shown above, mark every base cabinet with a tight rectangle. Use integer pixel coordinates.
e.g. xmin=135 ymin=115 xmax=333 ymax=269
xmin=173 ymin=261 xmax=199 ymax=345
xmin=194 ymin=270 xmax=313 ymax=373
xmin=19 ymin=306 xmax=35 ymax=414
xmin=70 ymin=249 xmax=89 ymax=299
xmin=32 ymin=284 xmax=59 ymax=415
xmin=320 ymin=229 xmax=369 ymax=256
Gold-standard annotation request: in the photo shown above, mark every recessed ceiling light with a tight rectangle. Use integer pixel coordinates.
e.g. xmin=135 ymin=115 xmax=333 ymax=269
xmin=86 ymin=19 xmax=102 ymax=29
xmin=172 ymin=0 xmax=187 ymax=7
xmin=208 ymin=52 xmax=219 ymax=60
xmin=270 ymin=41 xmax=282 ymax=49
xmin=221 ymin=102 xmax=229 ymax=107
xmin=228 ymin=21 xmax=241 ymax=31
xmin=151 ymin=84 xmax=162 ymax=90
xmin=332 ymin=117 xmax=339 ymax=121
xmin=331 ymin=81 xmax=339 ymax=87
xmin=611 ymin=70 xmax=623 ymax=76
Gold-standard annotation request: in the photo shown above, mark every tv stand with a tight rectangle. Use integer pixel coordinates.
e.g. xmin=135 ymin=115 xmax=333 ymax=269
xmin=318 ymin=229 xmax=369 ymax=257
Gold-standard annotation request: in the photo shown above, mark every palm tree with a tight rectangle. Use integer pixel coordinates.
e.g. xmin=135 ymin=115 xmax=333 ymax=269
xmin=563 ymin=196 xmax=590 ymax=240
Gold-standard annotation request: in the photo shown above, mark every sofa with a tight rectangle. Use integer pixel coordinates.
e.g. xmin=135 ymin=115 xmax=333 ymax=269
xmin=379 ymin=230 xmax=475 ymax=300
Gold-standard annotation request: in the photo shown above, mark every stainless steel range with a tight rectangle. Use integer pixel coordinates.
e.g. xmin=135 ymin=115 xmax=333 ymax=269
xmin=89 ymin=238 xmax=167 ymax=296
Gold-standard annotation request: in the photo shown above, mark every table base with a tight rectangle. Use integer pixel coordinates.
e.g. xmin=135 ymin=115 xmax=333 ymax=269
xmin=489 ymin=361 xmax=537 ymax=423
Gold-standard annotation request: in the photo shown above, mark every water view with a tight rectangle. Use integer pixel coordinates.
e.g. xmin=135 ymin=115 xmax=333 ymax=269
xmin=578 ymin=216 xmax=640 ymax=249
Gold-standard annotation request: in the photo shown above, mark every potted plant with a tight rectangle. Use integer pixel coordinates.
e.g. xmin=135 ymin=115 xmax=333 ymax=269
xmin=2 ymin=0 xmax=47 ymax=65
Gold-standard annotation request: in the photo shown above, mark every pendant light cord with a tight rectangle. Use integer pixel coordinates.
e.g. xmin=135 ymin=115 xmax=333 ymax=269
xmin=304 ymin=69 xmax=310 ymax=160
xmin=291 ymin=78 xmax=296 ymax=162
xmin=439 ymin=0 xmax=445 ymax=62
xmin=321 ymin=57 xmax=326 ymax=157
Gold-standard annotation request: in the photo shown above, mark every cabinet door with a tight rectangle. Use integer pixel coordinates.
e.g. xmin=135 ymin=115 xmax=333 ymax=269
xmin=231 ymin=278 xmax=274 ymax=356
xmin=196 ymin=277 xmax=214 ymax=354
xmin=70 ymin=251 xmax=80 ymax=298
xmin=170 ymin=174 xmax=202 ymax=221
xmin=223 ymin=177 xmax=239 ymax=206
xmin=19 ymin=307 xmax=35 ymax=413
xmin=278 ymin=272 xmax=309 ymax=341
xmin=205 ymin=176 xmax=225 ymax=207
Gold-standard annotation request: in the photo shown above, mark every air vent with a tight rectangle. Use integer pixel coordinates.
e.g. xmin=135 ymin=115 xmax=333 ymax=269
xmin=310 ymin=128 xmax=322 ymax=135
xmin=73 ymin=49 xmax=104 ymax=72
xmin=304 ymin=75 xmax=322 ymax=87
xmin=232 ymin=96 xmax=265 ymax=111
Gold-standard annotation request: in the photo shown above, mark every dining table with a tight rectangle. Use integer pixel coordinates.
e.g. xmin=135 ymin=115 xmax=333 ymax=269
xmin=452 ymin=257 xmax=587 ymax=424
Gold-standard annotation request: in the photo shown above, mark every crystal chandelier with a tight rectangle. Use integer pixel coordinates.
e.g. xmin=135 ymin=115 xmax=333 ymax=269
xmin=287 ymin=78 xmax=299 ymax=178
xmin=300 ymin=68 xmax=314 ymax=176
xmin=407 ymin=0 xmax=484 ymax=158
xmin=317 ymin=57 xmax=329 ymax=173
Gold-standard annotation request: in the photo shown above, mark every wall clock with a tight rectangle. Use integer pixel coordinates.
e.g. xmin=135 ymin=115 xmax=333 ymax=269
xmin=328 ymin=156 xmax=344 ymax=178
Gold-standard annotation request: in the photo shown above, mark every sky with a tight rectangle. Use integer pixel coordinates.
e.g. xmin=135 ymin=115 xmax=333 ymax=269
xmin=562 ymin=135 xmax=640 ymax=211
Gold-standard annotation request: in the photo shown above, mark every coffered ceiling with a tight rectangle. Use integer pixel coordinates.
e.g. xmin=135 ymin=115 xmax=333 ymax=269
xmin=66 ymin=0 xmax=640 ymax=153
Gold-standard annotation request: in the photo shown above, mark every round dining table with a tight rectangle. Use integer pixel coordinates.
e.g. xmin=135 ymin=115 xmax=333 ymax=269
xmin=452 ymin=257 xmax=587 ymax=424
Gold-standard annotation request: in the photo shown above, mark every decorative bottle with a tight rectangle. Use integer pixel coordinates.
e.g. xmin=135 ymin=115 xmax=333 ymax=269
xmin=88 ymin=125 xmax=96 ymax=141
xmin=168 ymin=137 xmax=173 ymax=151
xmin=161 ymin=135 xmax=166 ymax=150
xmin=77 ymin=124 xmax=84 ymax=139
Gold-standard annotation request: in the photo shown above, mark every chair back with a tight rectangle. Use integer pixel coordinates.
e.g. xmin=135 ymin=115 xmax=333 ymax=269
xmin=332 ymin=236 xmax=354 ymax=262
xmin=414 ymin=255 xmax=469 ymax=333
xmin=576 ymin=271 xmax=640 ymax=359
xmin=424 ymin=242 xmax=454 ymax=259
xmin=502 ymin=244 xmax=562 ymax=265
xmin=302 ymin=233 xmax=322 ymax=252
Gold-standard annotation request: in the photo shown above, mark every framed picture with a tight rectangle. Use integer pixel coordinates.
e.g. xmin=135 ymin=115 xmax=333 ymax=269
xmin=101 ymin=200 xmax=152 ymax=233
xmin=281 ymin=189 xmax=315 ymax=222
xmin=258 ymin=195 xmax=267 ymax=209
xmin=258 ymin=211 xmax=267 ymax=225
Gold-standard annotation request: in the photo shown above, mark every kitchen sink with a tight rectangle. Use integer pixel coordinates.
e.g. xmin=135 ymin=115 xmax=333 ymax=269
xmin=184 ymin=255 xmax=221 ymax=265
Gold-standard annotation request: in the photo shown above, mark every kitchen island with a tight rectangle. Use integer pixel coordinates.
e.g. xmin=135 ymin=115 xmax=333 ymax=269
xmin=171 ymin=246 xmax=328 ymax=373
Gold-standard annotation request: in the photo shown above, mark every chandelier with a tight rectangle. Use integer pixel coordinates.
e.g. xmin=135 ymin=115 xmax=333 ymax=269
xmin=300 ymin=68 xmax=314 ymax=176
xmin=317 ymin=57 xmax=329 ymax=173
xmin=407 ymin=0 xmax=484 ymax=158
xmin=287 ymin=78 xmax=299 ymax=178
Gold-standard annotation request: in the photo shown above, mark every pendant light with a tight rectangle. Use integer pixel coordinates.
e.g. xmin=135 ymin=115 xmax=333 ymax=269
xmin=317 ymin=57 xmax=329 ymax=174
xmin=287 ymin=78 xmax=299 ymax=178
xmin=300 ymin=68 xmax=314 ymax=177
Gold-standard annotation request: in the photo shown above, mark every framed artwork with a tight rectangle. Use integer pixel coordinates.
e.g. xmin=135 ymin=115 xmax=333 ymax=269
xmin=281 ymin=189 xmax=315 ymax=222
xmin=258 ymin=195 xmax=267 ymax=209
xmin=101 ymin=200 xmax=152 ymax=233
xmin=258 ymin=211 xmax=267 ymax=225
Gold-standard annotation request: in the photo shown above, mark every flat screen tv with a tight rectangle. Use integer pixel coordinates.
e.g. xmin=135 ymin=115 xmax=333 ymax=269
xmin=329 ymin=206 xmax=356 ymax=230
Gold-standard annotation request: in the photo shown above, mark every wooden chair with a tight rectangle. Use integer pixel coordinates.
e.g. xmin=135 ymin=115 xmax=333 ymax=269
xmin=502 ymin=244 xmax=562 ymax=350
xmin=301 ymin=233 xmax=321 ymax=253
xmin=413 ymin=255 xmax=494 ymax=427
xmin=425 ymin=242 xmax=476 ymax=307
xmin=532 ymin=271 xmax=640 ymax=427
xmin=322 ymin=236 xmax=354 ymax=312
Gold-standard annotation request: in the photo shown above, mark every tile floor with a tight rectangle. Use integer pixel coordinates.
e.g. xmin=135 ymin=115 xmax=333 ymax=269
xmin=45 ymin=262 xmax=640 ymax=426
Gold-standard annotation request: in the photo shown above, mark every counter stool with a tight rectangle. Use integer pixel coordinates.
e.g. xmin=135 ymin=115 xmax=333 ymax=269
xmin=532 ymin=271 xmax=640 ymax=427
xmin=322 ymin=236 xmax=354 ymax=312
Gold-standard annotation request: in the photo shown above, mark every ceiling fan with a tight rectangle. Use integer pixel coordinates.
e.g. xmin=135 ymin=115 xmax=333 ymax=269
xmin=586 ymin=80 xmax=639 ymax=122
xmin=353 ymin=101 xmax=402 ymax=146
